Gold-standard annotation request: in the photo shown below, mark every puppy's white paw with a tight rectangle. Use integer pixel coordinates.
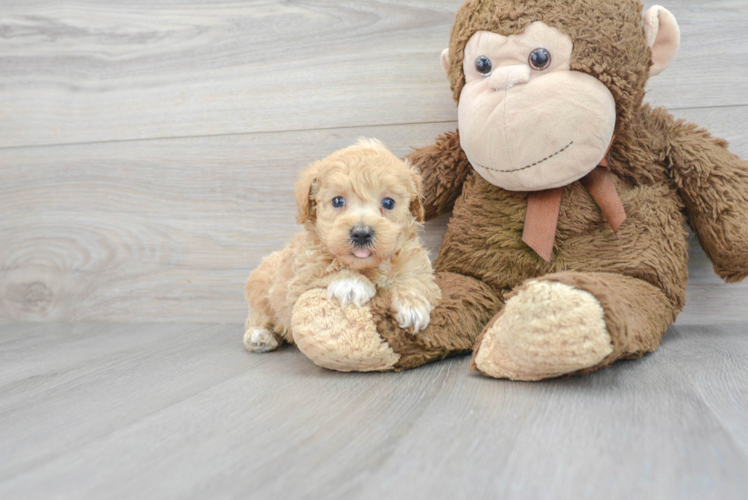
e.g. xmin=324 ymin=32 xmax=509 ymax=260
xmin=244 ymin=328 xmax=280 ymax=353
xmin=392 ymin=293 xmax=432 ymax=334
xmin=327 ymin=279 xmax=376 ymax=308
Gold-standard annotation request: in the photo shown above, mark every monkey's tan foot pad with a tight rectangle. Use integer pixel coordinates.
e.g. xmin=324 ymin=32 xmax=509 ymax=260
xmin=472 ymin=281 xmax=613 ymax=381
xmin=292 ymin=289 xmax=400 ymax=372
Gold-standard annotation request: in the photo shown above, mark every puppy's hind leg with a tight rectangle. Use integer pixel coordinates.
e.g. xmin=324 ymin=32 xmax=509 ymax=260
xmin=244 ymin=253 xmax=284 ymax=353
xmin=244 ymin=315 xmax=281 ymax=353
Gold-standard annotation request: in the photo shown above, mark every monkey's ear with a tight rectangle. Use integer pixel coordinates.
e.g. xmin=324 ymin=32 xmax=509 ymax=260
xmin=440 ymin=48 xmax=450 ymax=75
xmin=643 ymin=6 xmax=680 ymax=77
xmin=294 ymin=162 xmax=320 ymax=224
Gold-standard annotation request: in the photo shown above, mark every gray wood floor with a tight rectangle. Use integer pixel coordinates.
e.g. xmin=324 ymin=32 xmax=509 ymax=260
xmin=1 ymin=322 xmax=747 ymax=499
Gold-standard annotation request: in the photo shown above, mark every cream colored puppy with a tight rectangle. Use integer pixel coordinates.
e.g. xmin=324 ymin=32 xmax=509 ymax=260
xmin=244 ymin=139 xmax=441 ymax=353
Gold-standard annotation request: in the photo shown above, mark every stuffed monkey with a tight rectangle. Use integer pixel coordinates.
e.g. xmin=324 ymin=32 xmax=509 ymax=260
xmin=289 ymin=0 xmax=748 ymax=380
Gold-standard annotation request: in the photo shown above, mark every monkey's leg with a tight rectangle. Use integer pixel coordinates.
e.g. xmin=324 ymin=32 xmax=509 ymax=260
xmin=291 ymin=272 xmax=502 ymax=372
xmin=471 ymin=272 xmax=678 ymax=381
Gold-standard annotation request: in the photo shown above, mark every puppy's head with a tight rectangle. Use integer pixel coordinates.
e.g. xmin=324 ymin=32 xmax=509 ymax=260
xmin=295 ymin=138 xmax=424 ymax=270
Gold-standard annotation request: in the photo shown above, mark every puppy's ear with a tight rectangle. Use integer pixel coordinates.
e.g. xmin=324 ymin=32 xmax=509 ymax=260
xmin=408 ymin=165 xmax=425 ymax=223
xmin=294 ymin=161 xmax=321 ymax=224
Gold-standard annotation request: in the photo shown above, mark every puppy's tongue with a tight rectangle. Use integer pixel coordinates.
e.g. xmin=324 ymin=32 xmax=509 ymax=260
xmin=353 ymin=248 xmax=372 ymax=259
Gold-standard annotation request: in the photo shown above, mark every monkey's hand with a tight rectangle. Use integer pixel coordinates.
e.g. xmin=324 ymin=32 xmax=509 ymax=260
xmin=668 ymin=116 xmax=748 ymax=283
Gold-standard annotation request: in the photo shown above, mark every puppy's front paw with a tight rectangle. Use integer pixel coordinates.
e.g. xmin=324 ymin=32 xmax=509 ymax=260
xmin=244 ymin=328 xmax=280 ymax=353
xmin=327 ymin=279 xmax=376 ymax=308
xmin=392 ymin=292 xmax=432 ymax=334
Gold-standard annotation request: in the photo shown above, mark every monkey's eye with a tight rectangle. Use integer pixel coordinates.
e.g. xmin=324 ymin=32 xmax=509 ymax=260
xmin=332 ymin=197 xmax=346 ymax=208
xmin=381 ymin=198 xmax=396 ymax=211
xmin=529 ymin=48 xmax=551 ymax=70
xmin=475 ymin=56 xmax=492 ymax=76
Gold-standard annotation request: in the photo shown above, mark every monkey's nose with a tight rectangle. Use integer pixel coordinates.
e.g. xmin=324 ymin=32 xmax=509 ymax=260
xmin=489 ymin=65 xmax=531 ymax=90
xmin=350 ymin=226 xmax=374 ymax=246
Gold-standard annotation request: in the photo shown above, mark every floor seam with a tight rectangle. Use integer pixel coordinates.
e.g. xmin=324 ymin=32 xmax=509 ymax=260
xmin=666 ymin=325 xmax=748 ymax=461
xmin=2 ymin=102 xmax=747 ymax=152
xmin=0 ymin=120 xmax=459 ymax=151
xmin=0 ymin=337 xmax=273 ymax=485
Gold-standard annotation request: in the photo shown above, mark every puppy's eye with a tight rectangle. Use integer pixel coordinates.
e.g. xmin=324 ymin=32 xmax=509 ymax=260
xmin=332 ymin=197 xmax=346 ymax=208
xmin=529 ymin=48 xmax=551 ymax=70
xmin=381 ymin=198 xmax=396 ymax=211
xmin=475 ymin=55 xmax=492 ymax=76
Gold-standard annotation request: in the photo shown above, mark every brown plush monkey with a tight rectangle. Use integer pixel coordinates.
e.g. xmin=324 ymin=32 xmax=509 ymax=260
xmin=289 ymin=0 xmax=748 ymax=380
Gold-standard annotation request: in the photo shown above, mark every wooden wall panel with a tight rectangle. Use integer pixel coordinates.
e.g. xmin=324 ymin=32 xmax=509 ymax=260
xmin=1 ymin=0 xmax=747 ymax=324
xmin=0 ymin=0 xmax=746 ymax=148
xmin=1 ymin=105 xmax=746 ymax=324
xmin=0 ymin=122 xmax=453 ymax=322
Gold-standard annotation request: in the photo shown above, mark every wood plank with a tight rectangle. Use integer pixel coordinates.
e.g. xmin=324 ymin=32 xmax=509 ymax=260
xmin=665 ymin=324 xmax=748 ymax=455
xmin=0 ymin=121 xmax=455 ymax=323
xmin=0 ymin=321 xmax=61 ymax=345
xmin=0 ymin=323 xmax=211 ymax=402
xmin=346 ymin=326 xmax=748 ymax=500
xmin=0 ymin=323 xmax=259 ymax=482
xmin=2 ymin=105 xmax=747 ymax=324
xmin=1 ymin=323 xmax=746 ymax=499
xmin=0 ymin=0 xmax=746 ymax=148
xmin=339 ymin=331 xmax=748 ymax=500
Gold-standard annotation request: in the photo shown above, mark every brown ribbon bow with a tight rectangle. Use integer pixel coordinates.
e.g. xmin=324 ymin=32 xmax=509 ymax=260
xmin=521 ymin=141 xmax=626 ymax=262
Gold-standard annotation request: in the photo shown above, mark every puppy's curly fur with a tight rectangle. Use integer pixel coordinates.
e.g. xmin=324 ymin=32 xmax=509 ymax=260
xmin=244 ymin=139 xmax=441 ymax=353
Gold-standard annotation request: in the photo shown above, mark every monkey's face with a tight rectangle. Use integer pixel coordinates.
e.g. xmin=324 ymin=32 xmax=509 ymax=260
xmin=453 ymin=22 xmax=617 ymax=191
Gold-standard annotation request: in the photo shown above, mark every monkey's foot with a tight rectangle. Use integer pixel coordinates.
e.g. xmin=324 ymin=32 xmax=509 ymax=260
xmin=292 ymin=289 xmax=400 ymax=372
xmin=472 ymin=280 xmax=613 ymax=381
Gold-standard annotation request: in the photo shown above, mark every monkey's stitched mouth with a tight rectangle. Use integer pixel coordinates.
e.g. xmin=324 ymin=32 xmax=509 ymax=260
xmin=474 ymin=141 xmax=574 ymax=173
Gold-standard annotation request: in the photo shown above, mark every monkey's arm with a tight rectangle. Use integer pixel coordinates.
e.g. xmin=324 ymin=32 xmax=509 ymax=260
xmin=667 ymin=117 xmax=748 ymax=283
xmin=404 ymin=130 xmax=473 ymax=221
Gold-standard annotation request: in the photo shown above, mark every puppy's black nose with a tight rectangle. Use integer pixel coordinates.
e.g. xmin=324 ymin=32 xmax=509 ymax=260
xmin=350 ymin=227 xmax=374 ymax=246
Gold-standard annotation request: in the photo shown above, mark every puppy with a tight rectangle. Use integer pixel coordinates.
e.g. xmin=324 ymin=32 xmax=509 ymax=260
xmin=244 ymin=138 xmax=441 ymax=353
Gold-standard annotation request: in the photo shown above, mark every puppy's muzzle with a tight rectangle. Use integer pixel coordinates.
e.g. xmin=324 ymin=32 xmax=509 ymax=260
xmin=350 ymin=226 xmax=374 ymax=247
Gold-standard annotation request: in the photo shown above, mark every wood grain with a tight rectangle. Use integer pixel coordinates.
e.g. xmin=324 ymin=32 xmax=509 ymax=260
xmin=2 ymin=104 xmax=747 ymax=324
xmin=0 ymin=322 xmax=746 ymax=499
xmin=0 ymin=0 xmax=747 ymax=148
xmin=0 ymin=323 xmax=253 ymax=483
xmin=662 ymin=325 xmax=748 ymax=455
xmin=0 ymin=121 xmax=456 ymax=323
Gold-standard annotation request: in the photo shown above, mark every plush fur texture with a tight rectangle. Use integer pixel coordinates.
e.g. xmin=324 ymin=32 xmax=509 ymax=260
xmin=287 ymin=0 xmax=748 ymax=380
xmin=446 ymin=0 xmax=652 ymax=132
xmin=293 ymin=289 xmax=400 ymax=372
xmin=244 ymin=139 xmax=440 ymax=353
xmin=473 ymin=280 xmax=611 ymax=381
